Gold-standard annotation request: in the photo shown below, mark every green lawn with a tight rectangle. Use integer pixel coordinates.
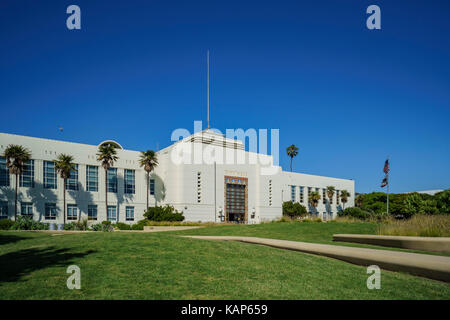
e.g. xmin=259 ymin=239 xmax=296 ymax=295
xmin=0 ymin=228 xmax=449 ymax=299
xmin=171 ymin=221 xmax=450 ymax=256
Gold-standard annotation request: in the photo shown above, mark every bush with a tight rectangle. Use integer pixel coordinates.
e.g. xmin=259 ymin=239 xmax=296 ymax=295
xmin=89 ymin=221 xmax=113 ymax=232
xmin=113 ymin=222 xmax=131 ymax=230
xmin=64 ymin=222 xmax=76 ymax=230
xmin=10 ymin=216 xmax=48 ymax=230
xmin=282 ymin=202 xmax=308 ymax=219
xmin=0 ymin=219 xmax=14 ymax=230
xmin=143 ymin=205 xmax=185 ymax=222
xmin=338 ymin=207 xmax=371 ymax=220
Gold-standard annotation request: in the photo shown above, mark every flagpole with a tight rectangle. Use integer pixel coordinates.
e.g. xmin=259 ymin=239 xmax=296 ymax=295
xmin=387 ymin=156 xmax=389 ymax=215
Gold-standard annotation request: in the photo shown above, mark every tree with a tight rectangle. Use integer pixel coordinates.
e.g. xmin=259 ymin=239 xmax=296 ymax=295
xmin=355 ymin=194 xmax=364 ymax=208
xmin=308 ymin=191 xmax=321 ymax=214
xmin=286 ymin=144 xmax=299 ymax=172
xmin=340 ymin=190 xmax=350 ymax=210
xmin=3 ymin=145 xmax=31 ymax=220
xmin=282 ymin=201 xmax=307 ymax=218
xmin=326 ymin=186 xmax=335 ymax=204
xmin=139 ymin=150 xmax=159 ymax=211
xmin=97 ymin=144 xmax=118 ymax=220
xmin=55 ymin=154 xmax=76 ymax=224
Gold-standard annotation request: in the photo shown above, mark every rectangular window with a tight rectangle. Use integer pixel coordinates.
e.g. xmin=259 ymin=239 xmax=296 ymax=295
xmin=124 ymin=169 xmax=135 ymax=194
xmin=45 ymin=203 xmax=57 ymax=220
xmin=44 ymin=161 xmax=57 ymax=189
xmin=322 ymin=189 xmax=326 ymax=204
xmin=107 ymin=168 xmax=117 ymax=193
xmin=126 ymin=206 xmax=134 ymax=221
xmin=0 ymin=201 xmax=8 ymax=219
xmin=88 ymin=205 xmax=98 ymax=220
xmin=65 ymin=164 xmax=79 ymax=191
xmin=86 ymin=165 xmax=98 ymax=192
xmin=107 ymin=206 xmax=117 ymax=221
xmin=21 ymin=202 xmax=33 ymax=217
xmin=20 ymin=160 xmax=34 ymax=187
xmin=0 ymin=157 xmax=10 ymax=187
xmin=290 ymin=185 xmax=296 ymax=202
xmin=67 ymin=204 xmax=78 ymax=220
xmin=149 ymin=179 xmax=155 ymax=195
xmin=299 ymin=186 xmax=304 ymax=203
xmin=336 ymin=190 xmax=340 ymax=205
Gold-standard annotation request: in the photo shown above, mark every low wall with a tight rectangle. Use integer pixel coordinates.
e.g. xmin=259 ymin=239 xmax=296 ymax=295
xmin=333 ymin=234 xmax=450 ymax=253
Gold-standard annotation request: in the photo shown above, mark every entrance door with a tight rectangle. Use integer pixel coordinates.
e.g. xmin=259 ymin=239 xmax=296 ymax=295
xmin=225 ymin=176 xmax=248 ymax=223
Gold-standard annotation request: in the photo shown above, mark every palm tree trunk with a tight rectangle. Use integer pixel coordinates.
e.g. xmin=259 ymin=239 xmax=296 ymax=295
xmin=146 ymin=171 xmax=149 ymax=211
xmin=63 ymin=180 xmax=66 ymax=225
xmin=14 ymin=174 xmax=18 ymax=221
xmin=290 ymin=157 xmax=293 ymax=172
xmin=105 ymin=168 xmax=108 ymax=221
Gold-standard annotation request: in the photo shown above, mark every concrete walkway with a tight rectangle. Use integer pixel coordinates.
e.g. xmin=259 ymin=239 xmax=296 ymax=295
xmin=333 ymin=234 xmax=450 ymax=254
xmin=185 ymin=236 xmax=450 ymax=282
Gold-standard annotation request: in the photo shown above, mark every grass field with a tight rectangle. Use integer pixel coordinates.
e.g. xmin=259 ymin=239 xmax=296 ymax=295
xmin=0 ymin=223 xmax=450 ymax=299
xmin=1 ymin=222 xmax=449 ymax=300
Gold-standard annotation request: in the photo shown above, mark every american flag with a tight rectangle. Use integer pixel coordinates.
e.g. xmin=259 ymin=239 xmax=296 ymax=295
xmin=381 ymin=176 xmax=388 ymax=188
xmin=383 ymin=159 xmax=390 ymax=174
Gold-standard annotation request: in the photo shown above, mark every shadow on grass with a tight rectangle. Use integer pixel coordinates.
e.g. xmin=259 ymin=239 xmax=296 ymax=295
xmin=0 ymin=234 xmax=29 ymax=245
xmin=0 ymin=247 xmax=95 ymax=283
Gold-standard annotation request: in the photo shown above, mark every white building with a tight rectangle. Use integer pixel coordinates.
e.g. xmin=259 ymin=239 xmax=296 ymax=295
xmin=0 ymin=130 xmax=354 ymax=224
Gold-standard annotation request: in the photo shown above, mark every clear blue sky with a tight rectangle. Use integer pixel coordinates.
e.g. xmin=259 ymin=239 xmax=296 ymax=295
xmin=1 ymin=0 xmax=449 ymax=194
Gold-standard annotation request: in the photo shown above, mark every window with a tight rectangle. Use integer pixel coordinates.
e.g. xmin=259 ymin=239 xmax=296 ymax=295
xmin=44 ymin=161 xmax=57 ymax=189
xmin=45 ymin=203 xmax=57 ymax=220
xmin=67 ymin=204 xmax=78 ymax=220
xmin=149 ymin=179 xmax=155 ymax=195
xmin=197 ymin=172 xmax=201 ymax=203
xmin=308 ymin=187 xmax=312 ymax=198
xmin=66 ymin=164 xmax=79 ymax=191
xmin=21 ymin=202 xmax=33 ymax=217
xmin=126 ymin=206 xmax=134 ymax=221
xmin=299 ymin=186 xmax=304 ymax=203
xmin=124 ymin=169 xmax=135 ymax=194
xmin=336 ymin=190 xmax=340 ymax=205
xmin=322 ymin=189 xmax=326 ymax=204
xmin=0 ymin=157 xmax=10 ymax=187
xmin=0 ymin=202 xmax=8 ymax=219
xmin=291 ymin=185 xmax=296 ymax=202
xmin=107 ymin=206 xmax=117 ymax=221
xmin=88 ymin=205 xmax=97 ymax=220
xmin=269 ymin=180 xmax=272 ymax=206
xmin=107 ymin=168 xmax=117 ymax=193
xmin=20 ymin=160 xmax=34 ymax=187
xmin=86 ymin=165 xmax=98 ymax=192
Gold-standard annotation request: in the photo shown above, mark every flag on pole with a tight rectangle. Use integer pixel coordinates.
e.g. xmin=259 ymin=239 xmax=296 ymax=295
xmin=383 ymin=159 xmax=390 ymax=174
xmin=381 ymin=176 xmax=388 ymax=188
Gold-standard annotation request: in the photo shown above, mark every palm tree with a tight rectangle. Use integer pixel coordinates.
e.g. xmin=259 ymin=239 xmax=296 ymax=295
xmin=3 ymin=145 xmax=31 ymax=220
xmin=355 ymin=194 xmax=364 ymax=208
xmin=326 ymin=186 xmax=335 ymax=205
xmin=55 ymin=154 xmax=76 ymax=225
xmin=340 ymin=190 xmax=350 ymax=210
xmin=139 ymin=150 xmax=158 ymax=211
xmin=308 ymin=191 xmax=321 ymax=215
xmin=286 ymin=144 xmax=299 ymax=172
xmin=97 ymin=144 xmax=118 ymax=220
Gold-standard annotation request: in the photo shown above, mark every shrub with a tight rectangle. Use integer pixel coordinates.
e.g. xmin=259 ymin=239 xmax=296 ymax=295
xmin=338 ymin=207 xmax=371 ymax=220
xmin=64 ymin=222 xmax=76 ymax=230
xmin=10 ymin=216 xmax=48 ymax=230
xmin=143 ymin=205 xmax=185 ymax=222
xmin=282 ymin=202 xmax=308 ymax=219
xmin=89 ymin=221 xmax=113 ymax=232
xmin=113 ymin=222 xmax=131 ymax=230
xmin=0 ymin=219 xmax=14 ymax=230
xmin=75 ymin=218 xmax=88 ymax=231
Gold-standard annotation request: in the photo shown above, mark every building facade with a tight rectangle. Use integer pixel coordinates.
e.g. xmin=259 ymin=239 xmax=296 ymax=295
xmin=0 ymin=131 xmax=354 ymax=224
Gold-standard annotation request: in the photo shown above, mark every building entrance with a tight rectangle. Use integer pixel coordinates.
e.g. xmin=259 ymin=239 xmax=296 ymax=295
xmin=225 ymin=176 xmax=248 ymax=223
